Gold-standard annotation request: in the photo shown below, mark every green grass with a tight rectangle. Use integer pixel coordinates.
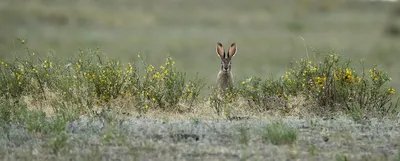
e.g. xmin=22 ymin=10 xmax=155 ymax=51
xmin=262 ymin=121 xmax=298 ymax=145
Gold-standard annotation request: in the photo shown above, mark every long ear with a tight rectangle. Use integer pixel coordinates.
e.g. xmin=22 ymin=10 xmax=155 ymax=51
xmin=228 ymin=42 xmax=237 ymax=58
xmin=216 ymin=42 xmax=225 ymax=58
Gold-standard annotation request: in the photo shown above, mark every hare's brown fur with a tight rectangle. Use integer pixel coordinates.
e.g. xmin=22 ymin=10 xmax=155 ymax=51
xmin=217 ymin=70 xmax=233 ymax=92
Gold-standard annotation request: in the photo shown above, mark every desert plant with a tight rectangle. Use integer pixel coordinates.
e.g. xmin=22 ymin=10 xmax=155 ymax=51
xmin=237 ymin=51 xmax=398 ymax=116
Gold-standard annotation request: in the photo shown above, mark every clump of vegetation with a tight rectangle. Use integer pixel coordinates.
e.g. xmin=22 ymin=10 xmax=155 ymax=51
xmin=0 ymin=40 xmax=206 ymax=117
xmin=72 ymin=48 xmax=138 ymax=103
xmin=208 ymin=85 xmax=240 ymax=116
xmin=136 ymin=55 xmax=205 ymax=111
xmin=262 ymin=121 xmax=298 ymax=145
xmin=0 ymin=39 xmax=399 ymax=124
xmin=236 ymin=51 xmax=398 ymax=117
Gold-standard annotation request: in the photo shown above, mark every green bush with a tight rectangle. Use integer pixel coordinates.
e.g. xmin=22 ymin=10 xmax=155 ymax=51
xmin=0 ymin=40 xmax=398 ymax=118
xmin=72 ymin=49 xmax=139 ymax=103
xmin=136 ymin=55 xmax=205 ymax=111
xmin=237 ymin=52 xmax=398 ymax=116
xmin=0 ymin=41 xmax=206 ymax=114
xmin=0 ymin=52 xmax=58 ymax=101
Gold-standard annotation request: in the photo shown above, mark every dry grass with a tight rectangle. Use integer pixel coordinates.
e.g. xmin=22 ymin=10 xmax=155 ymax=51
xmin=16 ymin=91 xmax=328 ymax=122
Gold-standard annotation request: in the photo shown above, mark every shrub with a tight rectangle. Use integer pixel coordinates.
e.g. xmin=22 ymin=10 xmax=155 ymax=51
xmin=2 ymin=39 xmax=206 ymax=113
xmin=136 ymin=55 xmax=205 ymax=111
xmin=72 ymin=49 xmax=139 ymax=103
xmin=0 ymin=51 xmax=58 ymax=101
xmin=237 ymin=51 xmax=398 ymax=116
xmin=237 ymin=76 xmax=288 ymax=111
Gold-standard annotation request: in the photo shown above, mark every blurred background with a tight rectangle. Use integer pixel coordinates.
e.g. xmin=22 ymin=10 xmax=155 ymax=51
xmin=0 ymin=0 xmax=400 ymax=90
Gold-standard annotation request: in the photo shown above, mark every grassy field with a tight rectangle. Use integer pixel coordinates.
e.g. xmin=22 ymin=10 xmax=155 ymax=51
xmin=1 ymin=0 xmax=400 ymax=89
xmin=1 ymin=0 xmax=400 ymax=160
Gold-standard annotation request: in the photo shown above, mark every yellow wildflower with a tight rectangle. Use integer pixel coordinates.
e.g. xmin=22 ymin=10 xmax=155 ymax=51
xmin=387 ymin=88 xmax=396 ymax=95
xmin=316 ymin=76 xmax=326 ymax=87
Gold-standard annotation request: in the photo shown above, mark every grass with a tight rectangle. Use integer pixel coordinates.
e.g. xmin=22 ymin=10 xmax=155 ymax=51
xmin=1 ymin=0 xmax=400 ymax=160
xmin=262 ymin=121 xmax=298 ymax=145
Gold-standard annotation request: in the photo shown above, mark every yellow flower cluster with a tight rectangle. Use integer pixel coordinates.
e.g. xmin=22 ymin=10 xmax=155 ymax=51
xmin=300 ymin=58 xmax=317 ymax=76
xmin=387 ymin=88 xmax=396 ymax=95
xmin=335 ymin=68 xmax=360 ymax=84
xmin=281 ymin=71 xmax=295 ymax=84
xmin=76 ymin=58 xmax=138 ymax=102
xmin=369 ymin=68 xmax=381 ymax=82
xmin=141 ymin=57 xmax=178 ymax=107
xmin=182 ymin=83 xmax=195 ymax=100
xmin=75 ymin=59 xmax=82 ymax=73
xmin=83 ymin=72 xmax=96 ymax=79
xmin=42 ymin=59 xmax=53 ymax=70
xmin=1 ymin=61 xmax=8 ymax=67
xmin=15 ymin=71 xmax=23 ymax=85
xmin=126 ymin=63 xmax=134 ymax=74
xmin=315 ymin=75 xmax=327 ymax=88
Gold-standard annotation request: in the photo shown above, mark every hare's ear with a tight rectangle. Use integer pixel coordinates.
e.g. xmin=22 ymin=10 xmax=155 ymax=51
xmin=228 ymin=42 xmax=237 ymax=58
xmin=216 ymin=42 xmax=225 ymax=58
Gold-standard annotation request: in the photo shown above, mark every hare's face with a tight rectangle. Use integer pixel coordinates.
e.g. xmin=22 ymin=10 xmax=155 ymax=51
xmin=220 ymin=57 xmax=231 ymax=73
xmin=216 ymin=42 xmax=237 ymax=73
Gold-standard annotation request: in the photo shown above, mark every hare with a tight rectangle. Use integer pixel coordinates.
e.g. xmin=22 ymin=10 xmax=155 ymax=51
xmin=215 ymin=42 xmax=237 ymax=98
